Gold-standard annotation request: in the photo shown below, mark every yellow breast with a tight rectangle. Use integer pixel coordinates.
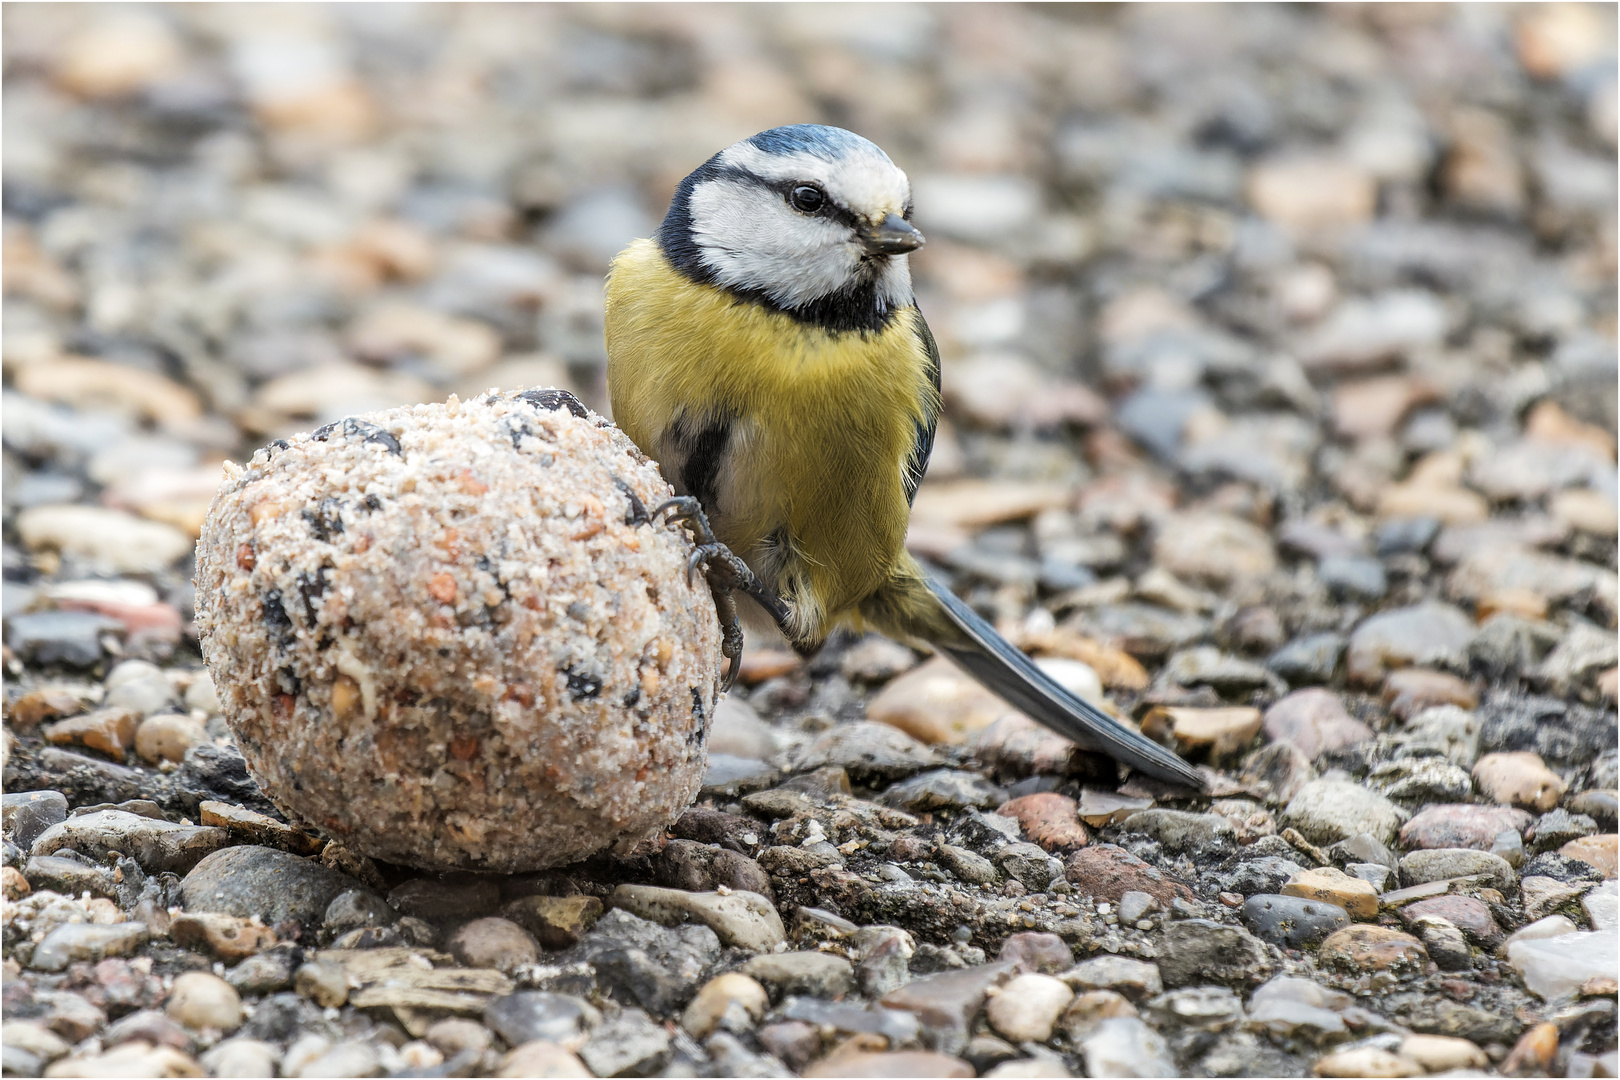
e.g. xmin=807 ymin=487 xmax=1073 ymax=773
xmin=605 ymin=239 xmax=935 ymax=619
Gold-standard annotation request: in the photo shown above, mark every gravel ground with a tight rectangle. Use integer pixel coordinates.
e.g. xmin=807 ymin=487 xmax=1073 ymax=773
xmin=2 ymin=4 xmax=1618 ymax=1078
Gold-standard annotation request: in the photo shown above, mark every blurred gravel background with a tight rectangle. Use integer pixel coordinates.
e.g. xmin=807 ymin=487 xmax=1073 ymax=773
xmin=1 ymin=4 xmax=1617 ymax=1079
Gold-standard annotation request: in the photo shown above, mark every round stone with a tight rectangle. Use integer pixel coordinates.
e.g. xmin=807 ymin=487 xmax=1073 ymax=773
xmin=194 ymin=393 xmax=721 ymax=872
xmin=447 ymin=917 xmax=539 ymax=974
xmin=165 ymin=971 xmax=243 ymax=1031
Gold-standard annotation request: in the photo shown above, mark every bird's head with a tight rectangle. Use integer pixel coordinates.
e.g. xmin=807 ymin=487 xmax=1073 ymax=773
xmin=657 ymin=125 xmax=922 ymax=329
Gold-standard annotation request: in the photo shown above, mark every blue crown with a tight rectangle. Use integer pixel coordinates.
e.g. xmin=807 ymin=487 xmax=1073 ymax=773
xmin=746 ymin=124 xmax=888 ymax=163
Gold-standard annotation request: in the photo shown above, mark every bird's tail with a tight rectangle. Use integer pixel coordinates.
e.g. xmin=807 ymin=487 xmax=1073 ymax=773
xmin=859 ymin=556 xmax=1206 ymax=790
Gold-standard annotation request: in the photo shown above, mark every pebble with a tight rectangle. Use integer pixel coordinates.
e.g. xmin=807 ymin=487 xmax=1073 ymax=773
xmin=742 ymin=951 xmax=855 ymax=999
xmin=805 ymin=1050 xmax=974 ymax=1078
xmin=1241 ymin=894 xmax=1348 ymax=948
xmin=1268 ymin=634 xmax=1346 ymax=684
xmin=1369 ymin=757 xmax=1475 ymax=803
xmin=2 ymin=790 xmax=69 ymax=848
xmin=682 ymin=973 xmax=769 ymax=1038
xmin=499 ymin=895 xmax=603 ymax=950
xmin=1151 ymin=512 xmax=1276 ymax=587
xmin=1118 ymin=809 xmax=1236 ymax=858
xmin=1141 ymin=706 xmax=1260 ymax=759
xmin=1312 ymin=1047 xmax=1422 ymax=1078
xmin=1399 ymin=848 xmax=1516 ymax=892
xmin=791 ymin=721 xmax=941 ymax=783
xmin=1077 ymin=1016 xmax=1176 ymax=1079
xmin=484 ymin=992 xmax=599 ymax=1048
xmin=1507 ymin=932 xmax=1618 ymax=999
xmin=1282 ymin=867 xmax=1379 ymax=919
xmin=884 ymin=769 xmax=1006 ymax=812
xmin=445 ymin=917 xmax=540 ymax=974
xmin=1155 ymin=920 xmax=1273 ymax=989
xmin=1400 ymin=895 xmax=1502 ymax=946
xmin=1563 ymin=833 xmax=1620 ymax=878
xmin=496 ymin=1040 xmax=592 ymax=1078
xmin=1397 ymin=1034 xmax=1488 ymax=1073
xmin=1400 ymin=803 xmax=1529 ymax=850
xmin=292 ymin=960 xmax=347 ymax=1008
xmin=181 ymin=845 xmax=365 ymax=929
xmin=868 ymin=656 xmax=1017 ymax=745
xmin=133 ymin=714 xmax=206 ymax=765
xmin=609 ymin=884 xmax=786 ymax=951
xmin=226 ymin=950 xmax=297 ymax=995
xmin=1472 ymin=751 xmax=1568 ymax=812
xmin=997 ymin=793 xmax=1088 ymax=853
xmin=199 ymin=1038 xmax=281 ymax=1079
xmin=1382 ymin=669 xmax=1478 ymax=720
xmin=29 ymin=922 xmax=147 ymax=972
xmin=1345 ymin=601 xmax=1475 ymax=686
xmin=1282 ymin=779 xmax=1402 ymax=846
xmin=1584 ymin=880 xmax=1618 ymax=931
xmin=1318 ymin=925 xmax=1428 ymax=974
xmin=998 ymin=842 xmax=1064 ymax=893
xmin=165 ymin=971 xmax=243 ymax=1032
xmin=578 ymin=1007 xmax=670 ymax=1078
xmin=4 ymin=611 xmax=121 ymax=667
xmin=1261 ymin=690 xmax=1373 ymax=762
xmin=1060 ymin=957 xmax=1163 ymax=999
xmin=1065 ymin=844 xmax=1192 ymax=905
xmin=169 ymin=912 xmax=277 ymax=962
xmin=36 ymin=1041 xmax=203 ymax=1078
xmin=17 ymin=505 xmax=193 ymax=575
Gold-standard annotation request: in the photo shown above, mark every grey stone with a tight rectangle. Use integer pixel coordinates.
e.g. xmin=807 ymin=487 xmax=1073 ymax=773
xmin=182 ymin=846 xmax=366 ymax=929
xmin=1221 ymin=856 xmax=1306 ymax=897
xmin=1281 ymin=779 xmax=1402 ymax=846
xmin=323 ymin=889 xmax=396 ymax=935
xmin=227 ymin=950 xmax=298 ymax=995
xmin=1120 ymin=809 xmax=1236 ymax=858
xmin=1241 ymin=894 xmax=1349 ymax=948
xmin=4 ymin=612 xmax=120 ymax=667
xmin=789 ymin=721 xmax=940 ymax=783
xmin=1528 ymin=809 xmax=1598 ymax=853
xmin=1318 ymin=555 xmax=1387 ymax=601
xmin=1391 ymin=705 xmax=1482 ymax=767
xmin=1328 ymin=833 xmax=1395 ymax=869
xmin=938 ymin=845 xmax=1001 ymax=886
xmin=881 ymin=769 xmax=1005 ymax=812
xmin=1412 ymin=918 xmax=1472 ymax=971
xmin=1346 ymin=601 xmax=1474 ymax=684
xmin=23 ymin=855 xmax=118 ymax=898
xmin=1268 ymin=633 xmax=1345 ymax=684
xmin=32 ymin=810 xmax=227 ymax=874
xmin=1399 ymin=848 xmax=1517 ymax=892
xmin=1469 ymin=615 xmax=1562 ymax=676
xmin=483 ymin=991 xmax=599 ymax=1047
xmin=1144 ymin=985 xmax=1246 ymax=1032
xmin=741 ymin=951 xmax=855 ymax=999
xmin=997 ymin=842 xmax=1061 ymax=893
xmin=579 ymin=1007 xmax=670 ymax=1078
xmin=1346 ymin=864 xmax=1391 ymax=891
xmin=574 ymin=909 xmax=722 ymax=1014
xmin=2 ymin=790 xmax=68 ymax=849
xmin=30 ymin=922 xmax=147 ymax=971
xmin=1155 ymin=920 xmax=1273 ymax=988
xmin=1368 ymin=757 xmax=1474 ymax=802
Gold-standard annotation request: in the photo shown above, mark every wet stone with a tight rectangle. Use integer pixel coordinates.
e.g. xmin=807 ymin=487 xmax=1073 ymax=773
xmin=1242 ymin=894 xmax=1349 ymax=948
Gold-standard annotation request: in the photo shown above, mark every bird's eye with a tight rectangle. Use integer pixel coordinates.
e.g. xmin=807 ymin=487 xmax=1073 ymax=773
xmin=788 ymin=185 xmax=825 ymax=213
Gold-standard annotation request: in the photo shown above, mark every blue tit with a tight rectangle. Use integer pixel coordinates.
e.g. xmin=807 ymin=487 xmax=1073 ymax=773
xmin=605 ymin=124 xmax=1202 ymax=789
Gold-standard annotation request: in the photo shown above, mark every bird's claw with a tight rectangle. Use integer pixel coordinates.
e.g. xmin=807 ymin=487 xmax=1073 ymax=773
xmin=645 ymin=496 xmax=753 ymax=691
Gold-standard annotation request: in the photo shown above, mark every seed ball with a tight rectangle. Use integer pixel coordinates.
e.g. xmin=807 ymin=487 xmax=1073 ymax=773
xmin=194 ymin=390 xmax=721 ymax=872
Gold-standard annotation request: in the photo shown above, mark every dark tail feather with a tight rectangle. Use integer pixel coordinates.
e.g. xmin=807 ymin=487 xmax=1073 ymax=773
xmin=925 ymin=575 xmax=1206 ymax=790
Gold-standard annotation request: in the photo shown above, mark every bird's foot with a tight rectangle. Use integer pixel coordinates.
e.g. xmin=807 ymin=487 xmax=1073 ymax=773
xmin=645 ymin=496 xmax=783 ymax=691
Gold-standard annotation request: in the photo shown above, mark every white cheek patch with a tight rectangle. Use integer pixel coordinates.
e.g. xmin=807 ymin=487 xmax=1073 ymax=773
xmin=689 ymin=179 xmax=864 ymax=309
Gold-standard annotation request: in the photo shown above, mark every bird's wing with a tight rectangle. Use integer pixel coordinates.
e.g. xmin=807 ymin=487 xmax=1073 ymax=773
xmin=925 ymin=572 xmax=1207 ymax=789
xmin=903 ymin=311 xmax=942 ymax=507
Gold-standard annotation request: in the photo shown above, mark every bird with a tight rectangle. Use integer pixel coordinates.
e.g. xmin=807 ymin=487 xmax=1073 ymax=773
xmin=604 ymin=123 xmax=1203 ymax=790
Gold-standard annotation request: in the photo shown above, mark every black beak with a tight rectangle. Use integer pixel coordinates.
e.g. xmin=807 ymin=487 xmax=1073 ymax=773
xmin=860 ymin=213 xmax=925 ymax=255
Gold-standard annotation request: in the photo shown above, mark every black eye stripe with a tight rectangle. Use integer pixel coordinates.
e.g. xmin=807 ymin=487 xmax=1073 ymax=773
xmin=699 ymin=167 xmax=863 ymax=230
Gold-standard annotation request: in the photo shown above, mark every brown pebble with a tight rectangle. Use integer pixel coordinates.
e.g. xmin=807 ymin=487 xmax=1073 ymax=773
xmin=1318 ymin=925 xmax=1428 ymax=974
xmin=1560 ymin=834 xmax=1618 ymax=878
xmin=43 ymin=707 xmax=137 ymax=759
xmin=1 ymin=865 xmax=31 ymax=901
xmin=805 ymin=1050 xmax=974 ymax=1078
xmin=1472 ymin=752 xmax=1567 ymax=812
xmin=134 ymin=713 xmax=205 ymax=765
xmin=1381 ymin=669 xmax=1477 ymax=720
xmin=170 ymin=912 xmax=277 ymax=962
xmin=1066 ymin=843 xmax=1193 ymax=905
xmin=1500 ymin=1022 xmax=1558 ymax=1077
xmin=998 ymin=793 xmax=1088 ymax=853
xmin=447 ymin=917 xmax=539 ymax=973
xmin=7 ymin=688 xmax=84 ymax=730
xmin=500 ymin=894 xmax=603 ymax=950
